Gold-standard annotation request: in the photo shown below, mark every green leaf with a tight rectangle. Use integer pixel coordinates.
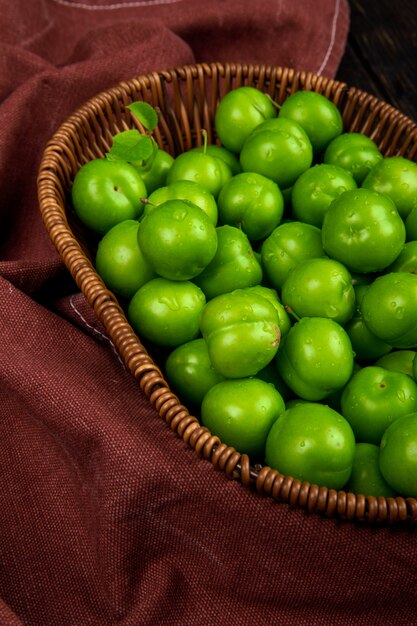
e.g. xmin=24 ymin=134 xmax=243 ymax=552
xmin=106 ymin=130 xmax=153 ymax=162
xmin=127 ymin=102 xmax=159 ymax=131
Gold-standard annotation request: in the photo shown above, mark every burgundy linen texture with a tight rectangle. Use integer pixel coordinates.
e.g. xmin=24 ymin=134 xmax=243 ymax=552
xmin=1 ymin=1 xmax=417 ymax=625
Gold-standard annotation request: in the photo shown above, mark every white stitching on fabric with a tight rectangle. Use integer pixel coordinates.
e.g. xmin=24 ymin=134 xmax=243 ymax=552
xmin=19 ymin=0 xmax=54 ymax=47
xmin=20 ymin=18 xmax=54 ymax=47
xmin=317 ymin=0 xmax=341 ymax=76
xmin=69 ymin=295 xmax=125 ymax=366
xmin=70 ymin=295 xmax=109 ymax=341
xmin=51 ymin=0 xmax=184 ymax=10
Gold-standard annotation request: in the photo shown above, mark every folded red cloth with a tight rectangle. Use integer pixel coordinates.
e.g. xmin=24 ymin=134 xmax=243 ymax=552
xmin=1 ymin=2 xmax=417 ymax=626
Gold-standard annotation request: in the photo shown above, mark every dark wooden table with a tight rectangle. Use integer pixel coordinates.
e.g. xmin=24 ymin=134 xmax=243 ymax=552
xmin=336 ymin=0 xmax=417 ymax=123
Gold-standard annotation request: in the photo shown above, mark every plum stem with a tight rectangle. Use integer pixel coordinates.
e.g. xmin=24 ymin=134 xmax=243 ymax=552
xmin=284 ymin=305 xmax=301 ymax=322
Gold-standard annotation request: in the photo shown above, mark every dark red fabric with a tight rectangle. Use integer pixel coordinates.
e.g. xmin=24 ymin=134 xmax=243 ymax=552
xmin=1 ymin=2 xmax=417 ymax=625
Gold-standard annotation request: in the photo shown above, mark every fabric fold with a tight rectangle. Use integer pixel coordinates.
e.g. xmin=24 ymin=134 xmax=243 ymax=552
xmin=4 ymin=3 xmax=416 ymax=626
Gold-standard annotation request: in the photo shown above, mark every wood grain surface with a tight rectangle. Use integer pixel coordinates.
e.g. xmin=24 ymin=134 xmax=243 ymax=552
xmin=336 ymin=0 xmax=417 ymax=123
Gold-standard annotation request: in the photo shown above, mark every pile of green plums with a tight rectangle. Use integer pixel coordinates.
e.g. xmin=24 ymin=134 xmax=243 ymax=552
xmin=71 ymin=85 xmax=417 ymax=499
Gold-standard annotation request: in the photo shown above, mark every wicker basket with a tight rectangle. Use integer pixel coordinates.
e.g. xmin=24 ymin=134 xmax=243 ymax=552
xmin=37 ymin=62 xmax=417 ymax=524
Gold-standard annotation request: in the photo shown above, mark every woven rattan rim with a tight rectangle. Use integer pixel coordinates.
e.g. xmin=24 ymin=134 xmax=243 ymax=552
xmin=37 ymin=62 xmax=417 ymax=524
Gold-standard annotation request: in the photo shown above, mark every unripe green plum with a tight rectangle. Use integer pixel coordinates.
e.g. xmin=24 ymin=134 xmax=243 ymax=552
xmin=167 ymin=150 xmax=232 ymax=198
xmin=291 ymin=163 xmax=357 ymax=228
xmin=323 ymin=132 xmax=383 ymax=184
xmin=193 ymin=225 xmax=262 ymax=299
xmin=165 ymin=338 xmax=225 ymax=408
xmin=379 ymin=412 xmax=417 ymax=497
xmin=278 ymin=90 xmax=344 ymax=154
xmin=201 ymin=378 xmax=285 ymax=459
xmin=405 ymin=207 xmax=417 ymax=241
xmin=321 ymin=188 xmax=406 ymax=273
xmin=95 ymin=219 xmax=156 ymax=299
xmin=360 ymin=272 xmax=417 ymax=348
xmin=147 ymin=180 xmax=218 ymax=225
xmin=214 ymin=86 xmax=277 ymax=153
xmin=138 ymin=199 xmax=218 ymax=281
xmin=128 ymin=278 xmax=206 ymax=348
xmin=344 ymin=284 xmax=392 ymax=362
xmin=386 ymin=241 xmax=417 ymax=274
xmin=217 ymin=172 xmax=284 ymax=241
xmin=275 ymin=317 xmax=354 ymax=401
xmin=375 ymin=350 xmax=416 ymax=378
xmin=362 ymin=156 xmax=417 ymax=220
xmin=344 ymin=443 xmax=397 ymax=497
xmin=281 ymin=257 xmax=356 ymax=325
xmin=265 ymin=402 xmax=355 ymax=490
xmin=240 ymin=118 xmax=313 ymax=189
xmin=261 ymin=221 xmax=324 ymax=290
xmin=200 ymin=289 xmax=280 ymax=378
xmin=341 ymin=365 xmax=417 ymax=444
xmin=71 ymin=158 xmax=147 ymax=234
xmin=131 ymin=149 xmax=174 ymax=194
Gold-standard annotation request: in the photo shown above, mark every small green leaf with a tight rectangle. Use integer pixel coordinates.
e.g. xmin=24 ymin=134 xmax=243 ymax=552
xmin=127 ymin=102 xmax=159 ymax=132
xmin=106 ymin=130 xmax=153 ymax=162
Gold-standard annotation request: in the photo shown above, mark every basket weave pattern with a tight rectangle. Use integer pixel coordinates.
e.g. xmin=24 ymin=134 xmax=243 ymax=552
xmin=38 ymin=62 xmax=417 ymax=524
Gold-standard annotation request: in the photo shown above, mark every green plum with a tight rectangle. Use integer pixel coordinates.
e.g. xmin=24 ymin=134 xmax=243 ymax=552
xmin=261 ymin=221 xmax=324 ymax=290
xmin=291 ymin=163 xmax=357 ymax=228
xmin=217 ymin=172 xmax=284 ymax=241
xmin=375 ymin=350 xmax=416 ymax=378
xmin=201 ymin=378 xmax=285 ymax=459
xmin=193 ymin=225 xmax=263 ymax=299
xmin=275 ymin=317 xmax=354 ymax=401
xmin=131 ymin=148 xmax=174 ymax=194
xmin=341 ymin=365 xmax=417 ymax=444
xmin=362 ymin=156 xmax=417 ymax=220
xmin=386 ymin=241 xmax=417 ymax=274
xmin=241 ymin=285 xmax=291 ymax=338
xmin=137 ymin=199 xmax=218 ymax=281
xmin=147 ymin=179 xmax=218 ymax=225
xmin=167 ymin=150 xmax=232 ymax=198
xmin=214 ymin=86 xmax=277 ymax=153
xmin=265 ymin=402 xmax=355 ymax=490
xmin=281 ymin=257 xmax=356 ymax=325
xmin=240 ymin=117 xmax=313 ymax=189
xmin=323 ymin=132 xmax=383 ymax=184
xmin=344 ymin=284 xmax=392 ymax=362
xmin=278 ymin=90 xmax=344 ymax=154
xmin=128 ymin=278 xmax=206 ymax=347
xmin=95 ymin=219 xmax=156 ymax=299
xmin=71 ymin=158 xmax=147 ymax=234
xmin=191 ymin=144 xmax=242 ymax=175
xmin=360 ymin=272 xmax=417 ymax=348
xmin=200 ymin=289 xmax=280 ymax=378
xmin=344 ymin=443 xmax=397 ymax=497
xmin=321 ymin=188 xmax=406 ymax=273
xmin=164 ymin=338 xmax=225 ymax=408
xmin=379 ymin=412 xmax=417 ymax=497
